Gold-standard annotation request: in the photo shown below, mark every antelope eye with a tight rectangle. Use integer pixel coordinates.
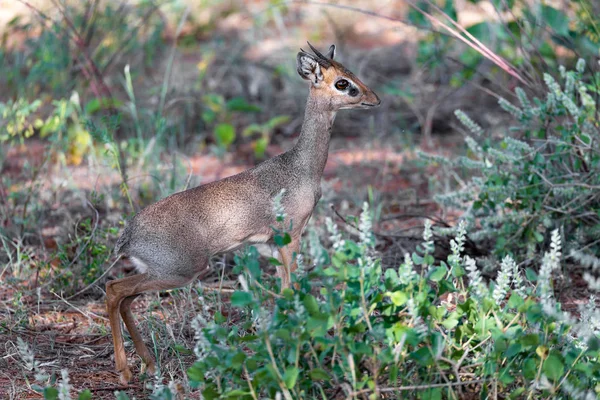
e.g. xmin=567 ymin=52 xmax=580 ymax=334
xmin=335 ymin=79 xmax=349 ymax=90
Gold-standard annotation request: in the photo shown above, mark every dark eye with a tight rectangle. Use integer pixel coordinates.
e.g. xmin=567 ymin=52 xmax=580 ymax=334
xmin=335 ymin=79 xmax=349 ymax=90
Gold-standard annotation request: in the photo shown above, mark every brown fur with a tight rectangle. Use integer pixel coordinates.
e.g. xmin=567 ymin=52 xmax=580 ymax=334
xmin=106 ymin=43 xmax=380 ymax=384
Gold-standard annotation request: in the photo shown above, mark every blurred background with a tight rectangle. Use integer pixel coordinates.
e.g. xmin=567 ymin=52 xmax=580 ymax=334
xmin=1 ymin=0 xmax=599 ymax=396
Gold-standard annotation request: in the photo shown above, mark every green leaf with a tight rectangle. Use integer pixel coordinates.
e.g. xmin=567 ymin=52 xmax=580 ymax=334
xmin=268 ymin=257 xmax=282 ymax=266
xmin=245 ymin=256 xmax=261 ymax=279
xmin=274 ymin=232 xmax=291 ymax=247
xmin=309 ymin=368 xmax=329 ymax=380
xmin=202 ymin=384 xmax=219 ymax=400
xmin=78 ymin=390 xmax=92 ymax=400
xmin=223 ymin=389 xmax=250 ymax=397
xmin=543 ymin=353 xmax=565 ymax=381
xmin=541 ymin=5 xmax=569 ymax=36
xmin=283 ymin=367 xmax=299 ymax=389
xmin=266 ymin=115 xmax=290 ymax=129
xmin=429 ymin=266 xmax=447 ymax=282
xmin=115 ymin=392 xmax=131 ymax=400
xmin=231 ymin=352 xmax=246 ymax=369
xmin=387 ymin=290 xmax=408 ymax=306
xmin=254 ymin=137 xmax=268 ymax=158
xmin=520 ymin=334 xmax=540 ymax=347
xmin=226 ymin=97 xmax=261 ymax=112
xmin=242 ymin=123 xmax=262 ymax=136
xmin=505 ymin=343 xmax=522 ymax=358
xmin=412 ymin=253 xmax=424 ymax=265
xmin=43 ymin=387 xmax=59 ymax=400
xmin=499 ymin=367 xmax=515 ymax=384
xmin=214 ymin=311 xmax=226 ymax=324
xmin=275 ymin=328 xmax=291 ymax=341
xmin=202 ymin=110 xmax=216 ymax=124
xmin=303 ymin=294 xmax=319 ymax=316
xmin=442 ymin=316 xmax=459 ymax=330
xmin=507 ymin=293 xmax=524 ymax=309
xmin=214 ymin=123 xmax=236 ymax=148
xmin=307 ymin=316 xmax=330 ymax=337
xmin=579 ymin=134 xmax=591 ymax=145
xmin=422 ymin=387 xmax=442 ymax=400
xmin=84 ymin=98 xmax=123 ymax=114
xmin=423 ymin=254 xmax=435 ymax=266
xmin=588 ymin=336 xmax=600 ymax=351
xmin=188 ymin=363 xmax=206 ymax=383
xmin=523 ymin=358 xmax=537 ymax=380
xmin=384 ymin=268 xmax=399 ymax=287
xmin=410 ymin=347 xmax=433 ymax=366
xmin=282 ymin=288 xmax=294 ymax=300
xmin=525 ymin=268 xmax=538 ymax=281
xmin=231 ymin=291 xmax=253 ymax=307
xmin=510 ymin=388 xmax=526 ymax=399
xmin=173 ymin=343 xmax=193 ymax=355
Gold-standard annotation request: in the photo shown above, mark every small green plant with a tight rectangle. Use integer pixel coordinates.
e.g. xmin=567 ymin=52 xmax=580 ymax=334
xmin=186 ymin=204 xmax=599 ymax=399
xmin=201 ymin=94 xmax=262 ymax=156
xmin=242 ymin=115 xmax=290 ymax=159
xmin=0 ymin=99 xmax=42 ymax=143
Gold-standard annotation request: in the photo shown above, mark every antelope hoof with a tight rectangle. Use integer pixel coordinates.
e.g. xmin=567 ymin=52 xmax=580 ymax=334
xmin=119 ymin=368 xmax=133 ymax=385
xmin=145 ymin=362 xmax=156 ymax=376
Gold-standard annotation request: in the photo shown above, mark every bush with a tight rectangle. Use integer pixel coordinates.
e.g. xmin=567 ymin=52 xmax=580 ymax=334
xmin=423 ymin=59 xmax=600 ymax=260
xmin=186 ymin=204 xmax=599 ymax=399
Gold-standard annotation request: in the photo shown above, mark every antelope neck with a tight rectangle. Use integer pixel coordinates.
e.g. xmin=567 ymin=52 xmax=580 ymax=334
xmin=290 ymin=95 xmax=337 ymax=178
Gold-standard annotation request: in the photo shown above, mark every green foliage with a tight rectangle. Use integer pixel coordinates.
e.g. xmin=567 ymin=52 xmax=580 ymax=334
xmin=243 ymin=115 xmax=291 ymax=159
xmin=187 ymin=207 xmax=599 ymax=398
xmin=425 ymin=60 xmax=599 ymax=258
xmin=49 ymin=216 xmax=119 ymax=294
xmin=1 ymin=75 xmax=109 ymax=167
xmin=0 ymin=98 xmax=42 ymax=143
xmin=201 ymin=93 xmax=284 ymax=157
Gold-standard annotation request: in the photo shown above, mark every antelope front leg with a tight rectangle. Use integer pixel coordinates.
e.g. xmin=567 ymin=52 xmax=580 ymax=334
xmin=277 ymin=236 xmax=300 ymax=290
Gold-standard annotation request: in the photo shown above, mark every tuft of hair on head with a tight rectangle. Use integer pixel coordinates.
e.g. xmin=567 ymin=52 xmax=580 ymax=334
xmin=300 ymin=42 xmax=336 ymax=67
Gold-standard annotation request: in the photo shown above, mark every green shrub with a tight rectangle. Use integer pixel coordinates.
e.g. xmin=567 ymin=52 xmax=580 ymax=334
xmin=186 ymin=204 xmax=599 ymax=399
xmin=423 ymin=59 xmax=599 ymax=259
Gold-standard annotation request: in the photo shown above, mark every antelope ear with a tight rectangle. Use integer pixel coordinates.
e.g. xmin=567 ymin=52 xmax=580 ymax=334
xmin=296 ymin=51 xmax=324 ymax=85
xmin=326 ymin=44 xmax=336 ymax=59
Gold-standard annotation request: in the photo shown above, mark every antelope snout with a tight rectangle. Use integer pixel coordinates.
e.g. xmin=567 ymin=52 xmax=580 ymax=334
xmin=361 ymin=90 xmax=381 ymax=108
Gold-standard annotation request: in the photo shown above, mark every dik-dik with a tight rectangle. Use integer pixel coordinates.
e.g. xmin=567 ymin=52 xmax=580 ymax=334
xmin=107 ymin=43 xmax=380 ymax=384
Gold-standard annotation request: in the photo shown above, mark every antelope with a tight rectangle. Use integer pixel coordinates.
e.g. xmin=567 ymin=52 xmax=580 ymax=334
xmin=106 ymin=42 xmax=380 ymax=384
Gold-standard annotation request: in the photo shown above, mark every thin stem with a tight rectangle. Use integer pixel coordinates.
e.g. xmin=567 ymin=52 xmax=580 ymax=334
xmin=264 ymin=335 xmax=294 ymax=400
